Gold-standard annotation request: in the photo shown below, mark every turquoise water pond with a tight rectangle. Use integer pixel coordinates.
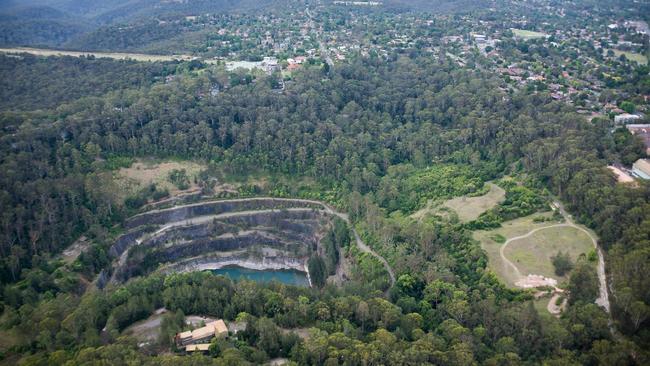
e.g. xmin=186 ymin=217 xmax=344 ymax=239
xmin=211 ymin=266 xmax=310 ymax=287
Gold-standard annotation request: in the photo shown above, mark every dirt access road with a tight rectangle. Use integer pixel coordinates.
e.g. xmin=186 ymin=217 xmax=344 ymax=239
xmin=499 ymin=201 xmax=610 ymax=313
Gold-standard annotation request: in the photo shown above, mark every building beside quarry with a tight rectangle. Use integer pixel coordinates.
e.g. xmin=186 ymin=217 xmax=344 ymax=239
xmin=175 ymin=319 xmax=228 ymax=351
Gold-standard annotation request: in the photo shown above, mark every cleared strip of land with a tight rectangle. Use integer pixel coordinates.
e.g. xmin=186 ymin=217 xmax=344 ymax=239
xmin=0 ymin=47 xmax=195 ymax=62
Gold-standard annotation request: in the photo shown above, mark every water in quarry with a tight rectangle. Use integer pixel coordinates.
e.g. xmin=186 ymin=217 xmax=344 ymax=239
xmin=211 ymin=266 xmax=310 ymax=287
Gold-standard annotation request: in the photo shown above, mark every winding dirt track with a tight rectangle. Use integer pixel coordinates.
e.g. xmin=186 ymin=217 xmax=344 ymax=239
xmin=499 ymin=223 xmax=571 ymax=280
xmin=499 ymin=201 xmax=610 ymax=313
xmin=133 ymin=197 xmax=396 ymax=286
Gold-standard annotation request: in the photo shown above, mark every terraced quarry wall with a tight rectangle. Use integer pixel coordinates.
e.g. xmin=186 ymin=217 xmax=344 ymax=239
xmin=101 ymin=199 xmax=332 ymax=288
xmin=124 ymin=198 xmax=323 ymax=229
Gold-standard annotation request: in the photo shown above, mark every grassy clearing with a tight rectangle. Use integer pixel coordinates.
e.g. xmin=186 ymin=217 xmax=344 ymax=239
xmin=611 ymin=49 xmax=648 ymax=65
xmin=114 ymin=159 xmax=206 ymax=199
xmin=511 ymin=28 xmax=548 ymax=39
xmin=532 ymin=297 xmax=559 ymax=319
xmin=442 ymin=182 xmax=505 ymax=222
xmin=411 ymin=182 xmax=504 ymax=222
xmin=533 ymin=297 xmax=550 ymax=315
xmin=504 ymin=226 xmax=593 ymax=282
xmin=474 ymin=212 xmax=556 ymax=286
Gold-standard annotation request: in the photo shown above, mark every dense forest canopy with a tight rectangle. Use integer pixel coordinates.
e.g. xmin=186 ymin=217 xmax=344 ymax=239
xmin=0 ymin=54 xmax=182 ymax=111
xmin=0 ymin=0 xmax=650 ymax=364
xmin=0 ymin=51 xmax=648 ymax=364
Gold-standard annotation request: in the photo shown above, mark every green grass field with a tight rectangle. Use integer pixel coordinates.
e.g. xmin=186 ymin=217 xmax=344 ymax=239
xmin=511 ymin=28 xmax=548 ymax=39
xmin=532 ymin=296 xmax=563 ymax=319
xmin=442 ymin=182 xmax=505 ymax=222
xmin=476 ymin=212 xmax=555 ymax=286
xmin=504 ymin=226 xmax=593 ymax=282
xmin=611 ymin=49 xmax=648 ymax=65
xmin=411 ymin=182 xmax=504 ymax=222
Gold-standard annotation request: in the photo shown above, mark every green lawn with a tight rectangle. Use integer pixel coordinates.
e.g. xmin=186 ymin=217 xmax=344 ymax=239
xmin=611 ymin=49 xmax=648 ymax=65
xmin=505 ymin=226 xmax=593 ymax=282
xmin=411 ymin=182 xmax=504 ymax=222
xmin=475 ymin=212 xmax=556 ymax=286
xmin=442 ymin=182 xmax=505 ymax=222
xmin=511 ymin=28 xmax=548 ymax=39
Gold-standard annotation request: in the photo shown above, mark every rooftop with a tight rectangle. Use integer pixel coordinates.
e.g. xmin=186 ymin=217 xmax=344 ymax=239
xmin=633 ymin=159 xmax=650 ymax=176
xmin=186 ymin=344 xmax=211 ymax=352
xmin=192 ymin=320 xmax=228 ymax=340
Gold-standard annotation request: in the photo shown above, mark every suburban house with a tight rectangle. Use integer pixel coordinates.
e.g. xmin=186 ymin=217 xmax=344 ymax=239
xmin=632 ymin=159 xmax=650 ymax=180
xmin=175 ymin=319 xmax=228 ymax=351
xmin=615 ymin=113 xmax=642 ymax=124
xmin=626 ymin=124 xmax=650 ymax=155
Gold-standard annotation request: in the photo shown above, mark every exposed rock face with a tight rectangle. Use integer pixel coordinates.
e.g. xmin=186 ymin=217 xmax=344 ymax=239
xmin=162 ymin=251 xmax=308 ymax=274
xmin=125 ymin=198 xmax=322 ymax=229
xmin=109 ymin=226 xmax=153 ymax=258
xmin=105 ymin=199 xmax=331 ymax=287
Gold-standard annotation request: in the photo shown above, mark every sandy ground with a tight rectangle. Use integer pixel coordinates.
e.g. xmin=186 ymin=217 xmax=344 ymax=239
xmin=515 ymin=274 xmax=557 ymax=288
xmin=268 ymin=358 xmax=289 ymax=365
xmin=608 ymin=166 xmax=635 ymax=183
xmin=186 ymin=315 xmax=218 ymax=327
xmin=547 ymin=293 xmax=567 ymax=316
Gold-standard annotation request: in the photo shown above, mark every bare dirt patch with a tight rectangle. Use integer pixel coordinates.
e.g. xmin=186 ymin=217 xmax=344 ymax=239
xmin=186 ymin=315 xmax=217 ymax=327
xmin=547 ymin=292 xmax=567 ymax=316
xmin=515 ymin=274 xmax=557 ymax=288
